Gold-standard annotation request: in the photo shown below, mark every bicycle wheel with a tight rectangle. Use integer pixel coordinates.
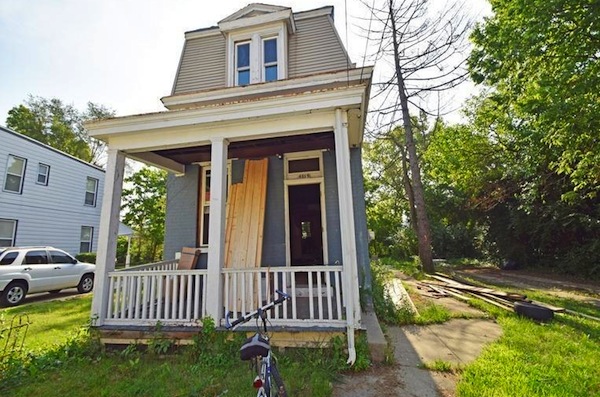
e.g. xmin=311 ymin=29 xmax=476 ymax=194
xmin=266 ymin=360 xmax=287 ymax=397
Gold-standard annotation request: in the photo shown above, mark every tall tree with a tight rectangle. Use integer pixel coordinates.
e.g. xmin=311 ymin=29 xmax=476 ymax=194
xmin=121 ymin=167 xmax=167 ymax=264
xmin=469 ymin=0 xmax=600 ymax=201
xmin=467 ymin=0 xmax=600 ymax=274
xmin=6 ymin=96 xmax=114 ymax=166
xmin=366 ymin=0 xmax=473 ymax=272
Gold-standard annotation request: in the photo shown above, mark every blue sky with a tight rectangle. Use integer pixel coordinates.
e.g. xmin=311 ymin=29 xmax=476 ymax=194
xmin=0 ymin=0 xmax=489 ymax=125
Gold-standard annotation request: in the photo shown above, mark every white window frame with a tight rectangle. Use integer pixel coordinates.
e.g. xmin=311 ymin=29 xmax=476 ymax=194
xmin=234 ymin=40 xmax=252 ymax=86
xmin=3 ymin=154 xmax=27 ymax=194
xmin=262 ymin=36 xmax=278 ymax=82
xmin=37 ymin=163 xmax=50 ymax=186
xmin=80 ymin=226 xmax=93 ymax=253
xmin=283 ymin=150 xmax=328 ymax=267
xmin=0 ymin=219 xmax=17 ymax=247
xmin=84 ymin=177 xmax=98 ymax=206
xmin=198 ymin=162 xmax=232 ymax=247
xmin=226 ymin=22 xmax=287 ymax=86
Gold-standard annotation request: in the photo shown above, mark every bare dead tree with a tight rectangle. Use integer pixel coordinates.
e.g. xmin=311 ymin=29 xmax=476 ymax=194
xmin=364 ymin=0 xmax=473 ymax=273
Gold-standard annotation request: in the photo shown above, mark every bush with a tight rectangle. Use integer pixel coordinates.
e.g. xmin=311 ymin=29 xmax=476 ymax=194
xmin=75 ymin=252 xmax=96 ymax=263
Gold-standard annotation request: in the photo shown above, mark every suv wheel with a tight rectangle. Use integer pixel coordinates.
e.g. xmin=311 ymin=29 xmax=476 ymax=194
xmin=1 ymin=281 xmax=28 ymax=306
xmin=77 ymin=274 xmax=94 ymax=294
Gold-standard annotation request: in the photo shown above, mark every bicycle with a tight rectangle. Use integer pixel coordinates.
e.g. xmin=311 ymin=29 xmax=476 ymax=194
xmin=225 ymin=290 xmax=291 ymax=397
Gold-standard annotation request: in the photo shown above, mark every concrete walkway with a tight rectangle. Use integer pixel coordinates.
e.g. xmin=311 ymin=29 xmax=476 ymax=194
xmin=333 ymin=281 xmax=502 ymax=397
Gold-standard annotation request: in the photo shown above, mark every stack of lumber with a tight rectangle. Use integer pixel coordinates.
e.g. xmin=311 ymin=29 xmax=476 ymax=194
xmin=418 ymin=273 xmax=600 ymax=322
xmin=224 ymin=158 xmax=268 ymax=269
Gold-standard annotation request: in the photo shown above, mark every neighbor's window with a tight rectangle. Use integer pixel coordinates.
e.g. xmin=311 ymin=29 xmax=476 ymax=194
xmin=263 ymin=37 xmax=278 ymax=82
xmin=80 ymin=226 xmax=93 ymax=253
xmin=235 ymin=41 xmax=251 ymax=86
xmin=85 ymin=177 xmax=98 ymax=206
xmin=4 ymin=155 xmax=27 ymax=193
xmin=0 ymin=219 xmax=17 ymax=247
xmin=37 ymin=163 xmax=50 ymax=185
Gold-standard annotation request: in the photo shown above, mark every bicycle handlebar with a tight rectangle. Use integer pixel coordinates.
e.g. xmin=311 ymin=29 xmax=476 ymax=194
xmin=225 ymin=290 xmax=291 ymax=329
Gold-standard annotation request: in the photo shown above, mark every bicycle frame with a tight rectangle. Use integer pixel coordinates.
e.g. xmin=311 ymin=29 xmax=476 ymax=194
xmin=226 ymin=290 xmax=290 ymax=397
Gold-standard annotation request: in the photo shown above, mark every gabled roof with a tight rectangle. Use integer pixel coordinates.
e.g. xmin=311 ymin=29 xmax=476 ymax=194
xmin=217 ymin=2 xmax=295 ymax=33
xmin=218 ymin=3 xmax=290 ymax=23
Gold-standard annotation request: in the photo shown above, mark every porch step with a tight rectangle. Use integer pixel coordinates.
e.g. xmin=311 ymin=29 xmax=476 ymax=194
xmin=96 ymin=324 xmax=346 ymax=349
xmin=362 ymin=310 xmax=387 ymax=363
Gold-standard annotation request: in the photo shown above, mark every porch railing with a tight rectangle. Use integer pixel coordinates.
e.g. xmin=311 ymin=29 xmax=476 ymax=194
xmin=222 ymin=265 xmax=346 ymax=327
xmin=102 ymin=261 xmax=346 ymax=328
xmin=105 ymin=266 xmax=207 ymax=326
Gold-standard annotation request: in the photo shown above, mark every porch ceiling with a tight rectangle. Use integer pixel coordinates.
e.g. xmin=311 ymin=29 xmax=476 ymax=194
xmin=152 ymin=131 xmax=334 ymax=164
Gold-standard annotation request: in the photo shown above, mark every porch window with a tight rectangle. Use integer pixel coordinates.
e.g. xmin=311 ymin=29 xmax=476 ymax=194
xmin=0 ymin=219 xmax=17 ymax=247
xmin=199 ymin=164 xmax=231 ymax=246
xmin=3 ymin=155 xmax=26 ymax=194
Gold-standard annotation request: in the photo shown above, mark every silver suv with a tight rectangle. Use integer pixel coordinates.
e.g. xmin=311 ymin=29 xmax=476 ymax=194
xmin=0 ymin=247 xmax=96 ymax=307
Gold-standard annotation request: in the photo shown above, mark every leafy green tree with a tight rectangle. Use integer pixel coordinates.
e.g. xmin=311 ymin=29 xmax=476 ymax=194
xmin=121 ymin=167 xmax=167 ymax=264
xmin=466 ymin=0 xmax=600 ymax=274
xmin=469 ymin=0 xmax=600 ymax=200
xmin=6 ymin=96 xmax=114 ymax=166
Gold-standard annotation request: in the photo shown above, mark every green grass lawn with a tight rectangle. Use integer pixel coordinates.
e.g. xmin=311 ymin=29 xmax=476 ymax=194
xmin=0 ymin=296 xmax=362 ymax=396
xmin=1 ymin=294 xmax=93 ymax=352
xmin=373 ymin=259 xmax=600 ymax=396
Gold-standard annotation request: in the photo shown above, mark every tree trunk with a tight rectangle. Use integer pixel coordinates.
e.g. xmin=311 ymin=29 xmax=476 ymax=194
xmin=388 ymin=0 xmax=435 ymax=273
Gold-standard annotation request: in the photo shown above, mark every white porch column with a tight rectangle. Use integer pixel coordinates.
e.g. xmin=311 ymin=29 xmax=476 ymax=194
xmin=206 ymin=137 xmax=229 ymax=321
xmin=91 ymin=148 xmax=125 ymax=326
xmin=333 ymin=109 xmax=362 ymax=328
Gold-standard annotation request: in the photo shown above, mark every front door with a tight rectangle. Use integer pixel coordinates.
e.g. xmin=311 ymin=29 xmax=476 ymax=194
xmin=288 ymin=184 xmax=324 ymax=266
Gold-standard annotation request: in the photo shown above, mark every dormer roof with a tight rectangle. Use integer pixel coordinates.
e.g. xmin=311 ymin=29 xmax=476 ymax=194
xmin=218 ymin=3 xmax=295 ymax=33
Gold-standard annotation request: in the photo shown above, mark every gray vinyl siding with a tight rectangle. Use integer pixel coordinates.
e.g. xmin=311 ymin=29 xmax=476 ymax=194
xmin=350 ymin=147 xmax=372 ymax=293
xmin=0 ymin=128 xmax=104 ymax=256
xmin=323 ymin=150 xmax=342 ymax=265
xmin=288 ymin=15 xmax=351 ymax=78
xmin=172 ymin=14 xmax=351 ymax=95
xmin=261 ymin=156 xmax=286 ymax=267
xmin=172 ymin=34 xmax=226 ymax=95
xmin=164 ymin=164 xmax=199 ymax=260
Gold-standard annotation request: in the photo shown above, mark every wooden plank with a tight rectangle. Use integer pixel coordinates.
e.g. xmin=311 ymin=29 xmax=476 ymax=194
xmin=427 ymin=276 xmax=526 ymax=300
xmin=255 ymin=158 xmax=268 ymax=266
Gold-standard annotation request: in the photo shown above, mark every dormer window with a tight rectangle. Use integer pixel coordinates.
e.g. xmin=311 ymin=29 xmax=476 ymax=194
xmin=229 ymin=29 xmax=285 ymax=87
xmin=235 ymin=41 xmax=251 ymax=85
xmin=263 ymin=37 xmax=278 ymax=82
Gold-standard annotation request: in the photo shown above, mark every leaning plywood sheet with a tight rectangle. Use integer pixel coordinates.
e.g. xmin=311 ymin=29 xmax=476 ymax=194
xmin=224 ymin=158 xmax=269 ymax=311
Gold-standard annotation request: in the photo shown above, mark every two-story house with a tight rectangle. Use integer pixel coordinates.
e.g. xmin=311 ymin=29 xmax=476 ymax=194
xmin=0 ymin=126 xmax=104 ymax=254
xmin=85 ymin=3 xmax=373 ymax=363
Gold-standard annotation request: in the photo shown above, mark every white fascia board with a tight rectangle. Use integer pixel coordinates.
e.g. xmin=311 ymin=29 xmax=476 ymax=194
xmin=185 ymin=27 xmax=221 ymax=40
xmin=293 ymin=6 xmax=334 ymax=21
xmin=161 ymin=66 xmax=373 ymax=109
xmin=89 ymin=85 xmax=367 ymax=139
xmin=218 ymin=9 xmax=293 ymax=32
xmin=107 ymin=111 xmax=336 ymax=153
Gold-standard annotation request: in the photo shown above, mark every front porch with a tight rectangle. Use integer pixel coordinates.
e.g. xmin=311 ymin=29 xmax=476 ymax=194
xmin=97 ymin=258 xmax=349 ymax=347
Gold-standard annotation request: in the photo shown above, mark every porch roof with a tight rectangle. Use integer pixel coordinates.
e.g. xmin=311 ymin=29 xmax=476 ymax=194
xmin=85 ymin=66 xmax=372 ymax=173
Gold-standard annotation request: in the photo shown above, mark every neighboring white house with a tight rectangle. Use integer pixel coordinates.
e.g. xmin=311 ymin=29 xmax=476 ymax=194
xmin=0 ymin=126 xmax=104 ymax=255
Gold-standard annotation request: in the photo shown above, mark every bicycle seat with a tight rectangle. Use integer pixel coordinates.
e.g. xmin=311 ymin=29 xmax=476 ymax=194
xmin=240 ymin=332 xmax=270 ymax=360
